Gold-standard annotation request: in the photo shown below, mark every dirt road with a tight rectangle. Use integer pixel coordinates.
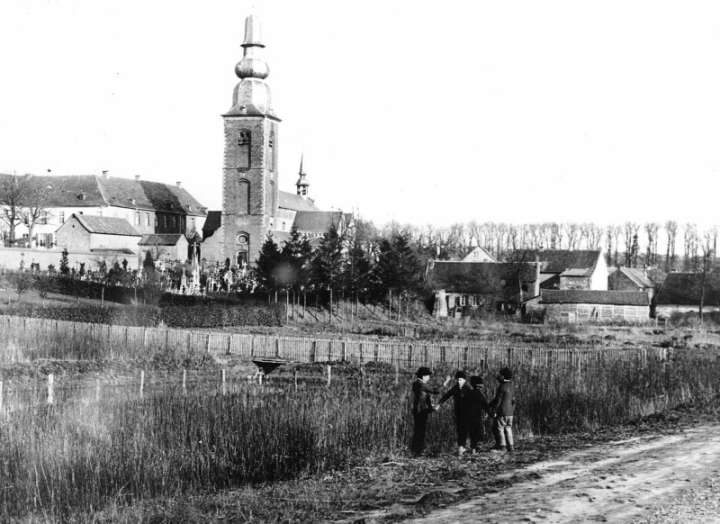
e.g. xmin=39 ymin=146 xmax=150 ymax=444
xmin=409 ymin=424 xmax=720 ymax=523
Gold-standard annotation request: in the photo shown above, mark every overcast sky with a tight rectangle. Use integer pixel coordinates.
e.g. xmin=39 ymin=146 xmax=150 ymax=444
xmin=1 ymin=1 xmax=719 ymax=227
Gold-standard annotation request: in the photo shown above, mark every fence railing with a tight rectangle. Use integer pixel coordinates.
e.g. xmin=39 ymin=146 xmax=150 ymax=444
xmin=0 ymin=314 xmax=670 ymax=371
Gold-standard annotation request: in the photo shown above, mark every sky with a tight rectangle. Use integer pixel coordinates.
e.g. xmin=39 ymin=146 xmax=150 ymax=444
xmin=1 ymin=0 xmax=720 ymax=228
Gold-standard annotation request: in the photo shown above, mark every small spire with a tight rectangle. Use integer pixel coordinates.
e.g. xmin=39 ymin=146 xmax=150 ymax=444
xmin=296 ymin=154 xmax=309 ymax=197
xmin=235 ymin=15 xmax=269 ymax=80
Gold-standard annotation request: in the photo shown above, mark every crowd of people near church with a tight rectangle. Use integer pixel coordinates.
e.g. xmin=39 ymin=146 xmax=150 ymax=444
xmin=411 ymin=365 xmax=515 ymax=457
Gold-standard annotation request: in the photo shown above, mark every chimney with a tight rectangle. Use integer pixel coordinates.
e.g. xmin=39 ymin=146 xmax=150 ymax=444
xmin=176 ymin=181 xmax=182 ymax=188
xmin=101 ymin=170 xmax=109 ymax=179
xmin=134 ymin=174 xmax=141 ymax=181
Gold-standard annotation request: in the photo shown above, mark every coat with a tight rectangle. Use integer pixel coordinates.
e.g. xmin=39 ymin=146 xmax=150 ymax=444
xmin=489 ymin=380 xmax=514 ymax=417
xmin=412 ymin=379 xmax=439 ymax=416
xmin=439 ymin=382 xmax=474 ymax=419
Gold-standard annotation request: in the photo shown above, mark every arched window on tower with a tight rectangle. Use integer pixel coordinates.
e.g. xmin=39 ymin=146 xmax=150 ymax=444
xmin=268 ymin=130 xmax=275 ymax=171
xmin=237 ymin=179 xmax=250 ymax=215
xmin=237 ymin=129 xmax=251 ymax=170
xmin=236 ymin=232 xmax=249 ymax=267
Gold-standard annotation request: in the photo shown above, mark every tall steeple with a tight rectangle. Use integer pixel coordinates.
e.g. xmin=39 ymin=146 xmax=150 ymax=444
xmin=226 ymin=15 xmax=275 ymax=117
xmin=296 ymin=154 xmax=309 ymax=197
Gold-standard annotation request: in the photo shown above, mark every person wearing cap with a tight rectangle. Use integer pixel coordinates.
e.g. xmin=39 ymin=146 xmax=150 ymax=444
xmin=489 ymin=367 xmax=515 ymax=452
xmin=468 ymin=375 xmax=489 ymax=453
xmin=439 ymin=370 xmax=474 ymax=457
xmin=411 ymin=366 xmax=439 ymax=456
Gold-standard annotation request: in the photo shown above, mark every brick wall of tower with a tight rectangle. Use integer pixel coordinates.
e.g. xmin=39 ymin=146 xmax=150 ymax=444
xmin=217 ymin=116 xmax=279 ymax=266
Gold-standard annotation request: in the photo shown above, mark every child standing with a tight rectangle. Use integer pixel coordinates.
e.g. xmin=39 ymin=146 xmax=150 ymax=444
xmin=439 ymin=371 xmax=474 ymax=457
xmin=489 ymin=367 xmax=515 ymax=453
xmin=468 ymin=375 xmax=489 ymax=453
xmin=411 ymin=366 xmax=439 ymax=456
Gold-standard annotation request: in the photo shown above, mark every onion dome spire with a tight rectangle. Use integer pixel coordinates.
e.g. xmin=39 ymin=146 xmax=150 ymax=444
xmin=226 ymin=15 xmax=276 ymax=117
xmin=296 ymin=154 xmax=309 ymax=197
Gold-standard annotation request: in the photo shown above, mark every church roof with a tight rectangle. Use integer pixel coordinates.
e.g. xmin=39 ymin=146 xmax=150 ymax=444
xmin=68 ymin=214 xmax=141 ymax=237
xmin=292 ymin=211 xmax=345 ymax=233
xmin=0 ymin=173 xmax=206 ymax=215
xmin=279 ymin=191 xmax=319 ymax=212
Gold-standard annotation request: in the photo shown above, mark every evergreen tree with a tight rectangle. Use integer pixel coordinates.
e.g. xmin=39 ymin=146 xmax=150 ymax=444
xmin=59 ymin=248 xmax=69 ymax=275
xmin=311 ymin=224 xmax=346 ymax=297
xmin=280 ymin=227 xmax=313 ymax=291
xmin=345 ymin=237 xmax=372 ymax=299
xmin=255 ymin=234 xmax=282 ymax=292
xmin=373 ymin=231 xmax=422 ymax=298
xmin=143 ymin=250 xmax=155 ymax=274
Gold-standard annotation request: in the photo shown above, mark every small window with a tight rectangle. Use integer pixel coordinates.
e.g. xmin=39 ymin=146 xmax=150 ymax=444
xmin=237 ymin=129 xmax=251 ymax=169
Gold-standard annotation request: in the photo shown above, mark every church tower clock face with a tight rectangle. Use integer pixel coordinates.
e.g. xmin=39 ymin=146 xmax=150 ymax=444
xmin=221 ymin=15 xmax=280 ymax=266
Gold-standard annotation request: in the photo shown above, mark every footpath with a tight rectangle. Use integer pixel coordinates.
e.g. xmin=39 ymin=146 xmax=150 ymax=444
xmin=407 ymin=424 xmax=720 ymax=523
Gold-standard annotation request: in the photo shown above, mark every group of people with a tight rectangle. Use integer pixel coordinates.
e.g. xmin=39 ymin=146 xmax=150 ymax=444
xmin=411 ymin=366 xmax=515 ymax=457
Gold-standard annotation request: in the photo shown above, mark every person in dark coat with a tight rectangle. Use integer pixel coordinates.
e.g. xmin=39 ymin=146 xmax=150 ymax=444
xmin=439 ymin=370 xmax=474 ymax=457
xmin=489 ymin=367 xmax=515 ymax=452
xmin=468 ymin=375 xmax=489 ymax=452
xmin=411 ymin=366 xmax=439 ymax=456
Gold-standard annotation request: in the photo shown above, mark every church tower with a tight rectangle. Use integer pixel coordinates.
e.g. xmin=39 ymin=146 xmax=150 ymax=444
xmin=222 ymin=15 xmax=280 ymax=267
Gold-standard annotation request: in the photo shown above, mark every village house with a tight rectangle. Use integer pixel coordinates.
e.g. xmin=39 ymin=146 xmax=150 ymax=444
xmin=138 ymin=234 xmax=190 ymax=266
xmin=608 ymin=266 xmax=656 ymax=301
xmin=460 ymin=246 xmax=496 ymax=262
xmin=537 ymin=289 xmax=650 ymax=323
xmin=654 ymin=272 xmax=720 ymax=319
xmin=54 ymin=214 xmax=142 ymax=270
xmin=513 ymin=249 xmax=608 ymax=291
xmin=428 ymin=260 xmax=540 ymax=318
xmin=0 ymin=172 xmax=207 ymax=248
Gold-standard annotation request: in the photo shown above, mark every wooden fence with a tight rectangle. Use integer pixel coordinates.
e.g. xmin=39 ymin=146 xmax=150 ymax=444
xmin=0 ymin=314 xmax=670 ymax=371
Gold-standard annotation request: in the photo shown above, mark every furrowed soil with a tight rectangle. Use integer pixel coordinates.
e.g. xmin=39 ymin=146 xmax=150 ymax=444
xmin=78 ymin=404 xmax=720 ymax=523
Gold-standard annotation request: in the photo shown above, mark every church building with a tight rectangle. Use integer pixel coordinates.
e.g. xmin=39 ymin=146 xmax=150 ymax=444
xmin=202 ymin=15 xmax=351 ymax=267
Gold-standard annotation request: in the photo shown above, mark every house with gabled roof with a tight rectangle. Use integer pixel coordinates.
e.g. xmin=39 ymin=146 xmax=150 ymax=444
xmin=609 ymin=266 xmax=656 ymax=301
xmin=512 ymin=249 xmax=608 ymax=291
xmin=54 ymin=214 xmax=141 ymax=269
xmin=539 ymin=289 xmax=650 ymax=323
xmin=427 ymin=260 xmax=540 ymax=317
xmin=0 ymin=172 xmax=207 ymax=248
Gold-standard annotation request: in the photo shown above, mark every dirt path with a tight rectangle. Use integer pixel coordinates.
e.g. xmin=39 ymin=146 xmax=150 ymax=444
xmin=408 ymin=424 xmax=720 ymax=523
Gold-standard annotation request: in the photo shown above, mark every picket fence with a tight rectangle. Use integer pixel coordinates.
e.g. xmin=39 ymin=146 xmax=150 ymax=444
xmin=0 ymin=314 xmax=670 ymax=371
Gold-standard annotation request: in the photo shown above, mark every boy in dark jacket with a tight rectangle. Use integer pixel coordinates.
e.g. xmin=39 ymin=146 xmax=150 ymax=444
xmin=439 ymin=371 xmax=474 ymax=457
xmin=411 ymin=366 xmax=439 ymax=456
xmin=468 ymin=375 xmax=489 ymax=453
xmin=489 ymin=367 xmax=515 ymax=452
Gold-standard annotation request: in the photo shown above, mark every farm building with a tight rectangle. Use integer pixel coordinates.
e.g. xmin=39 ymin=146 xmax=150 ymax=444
xmin=138 ymin=234 xmax=190 ymax=265
xmin=609 ymin=266 xmax=656 ymax=301
xmin=428 ymin=260 xmax=540 ymax=317
xmin=54 ymin=214 xmax=141 ymax=270
xmin=512 ymin=249 xmax=608 ymax=291
xmin=538 ymin=289 xmax=650 ymax=323
xmin=461 ymin=246 xmax=496 ymax=262
xmin=654 ymin=272 xmax=720 ymax=318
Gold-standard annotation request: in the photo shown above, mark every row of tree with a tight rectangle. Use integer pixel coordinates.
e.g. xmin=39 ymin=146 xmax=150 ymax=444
xmin=388 ymin=220 xmax=718 ymax=272
xmin=254 ymin=224 xmax=425 ymax=303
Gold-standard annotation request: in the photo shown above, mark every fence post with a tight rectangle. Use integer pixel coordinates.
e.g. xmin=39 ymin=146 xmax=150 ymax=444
xmin=139 ymin=370 xmax=145 ymax=399
xmin=47 ymin=374 xmax=54 ymax=405
xmin=408 ymin=344 xmax=413 ymax=367
xmin=182 ymin=369 xmax=187 ymax=395
xmin=95 ymin=378 xmax=100 ymax=402
xmin=206 ymin=334 xmax=211 ymax=354
xmin=222 ymin=369 xmax=227 ymax=396
xmin=226 ymin=335 xmax=232 ymax=356
xmin=165 ymin=329 xmax=169 ymax=352
xmin=342 ymin=341 xmax=347 ymax=362
xmin=326 ymin=365 xmax=332 ymax=387
xmin=374 ymin=343 xmax=379 ymax=362
xmin=394 ymin=359 xmax=400 ymax=386
xmin=186 ymin=332 xmax=192 ymax=354
xmin=359 ymin=342 xmax=364 ymax=363
xmin=310 ymin=340 xmax=317 ymax=363
xmin=0 ymin=380 xmax=3 ymax=412
xmin=143 ymin=327 xmax=147 ymax=348
xmin=294 ymin=369 xmax=298 ymax=392
xmin=275 ymin=337 xmax=280 ymax=358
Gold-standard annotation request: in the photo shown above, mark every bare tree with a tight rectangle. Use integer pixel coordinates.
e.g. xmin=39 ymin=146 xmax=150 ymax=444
xmin=683 ymin=223 xmax=699 ymax=271
xmin=564 ymin=223 xmax=581 ymax=250
xmin=623 ymin=222 xmax=640 ymax=266
xmin=0 ymin=173 xmax=51 ymax=247
xmin=644 ymin=222 xmax=660 ymax=267
xmin=665 ymin=220 xmax=678 ymax=272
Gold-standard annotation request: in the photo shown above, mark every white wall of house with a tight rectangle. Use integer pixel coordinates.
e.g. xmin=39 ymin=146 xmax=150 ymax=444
xmin=590 ymin=253 xmax=609 ymax=290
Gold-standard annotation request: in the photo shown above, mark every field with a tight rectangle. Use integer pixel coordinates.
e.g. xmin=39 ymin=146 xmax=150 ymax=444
xmin=2 ymin=290 xmax=720 ymax=521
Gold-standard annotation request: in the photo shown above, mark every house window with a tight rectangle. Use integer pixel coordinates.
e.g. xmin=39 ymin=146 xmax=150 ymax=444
xmin=237 ymin=129 xmax=251 ymax=170
xmin=155 ymin=215 xmax=159 ymax=228
xmin=268 ymin=130 xmax=275 ymax=171
xmin=146 ymin=213 xmax=151 ymax=226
